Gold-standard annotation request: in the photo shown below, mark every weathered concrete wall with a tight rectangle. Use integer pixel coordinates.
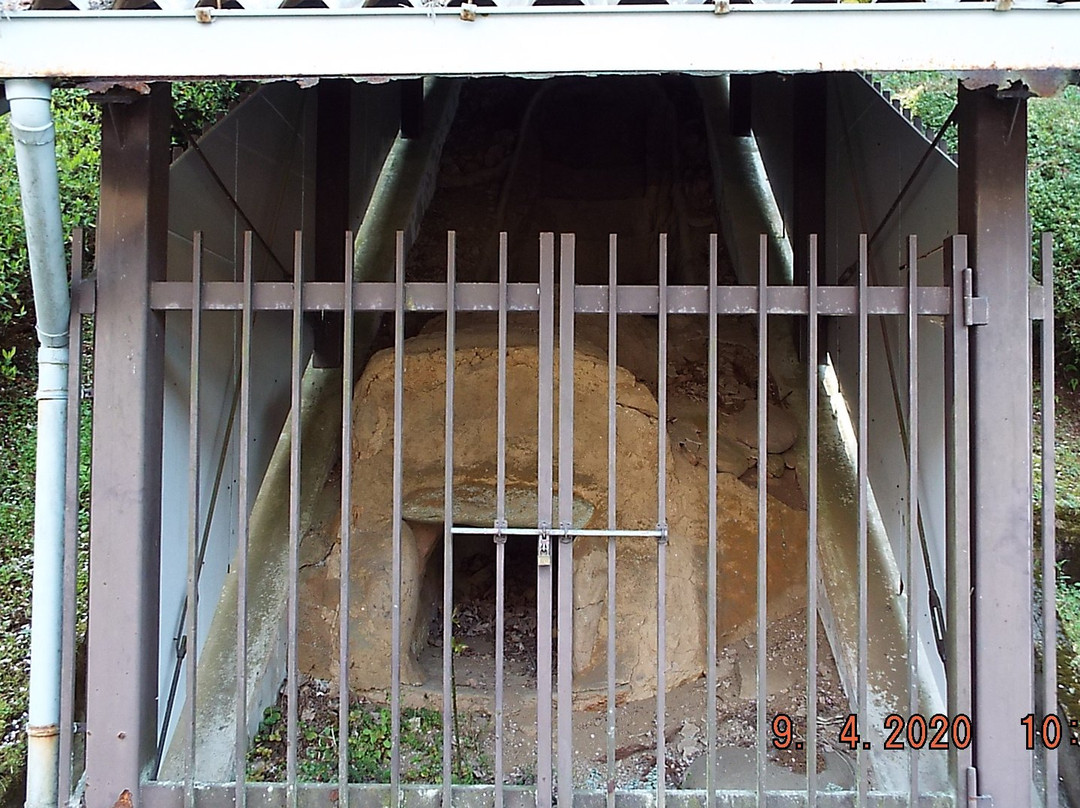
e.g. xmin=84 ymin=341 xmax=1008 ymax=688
xmin=822 ymin=72 xmax=955 ymax=706
xmin=158 ymin=79 xmax=399 ymax=771
xmin=744 ymin=71 xmax=956 ymax=789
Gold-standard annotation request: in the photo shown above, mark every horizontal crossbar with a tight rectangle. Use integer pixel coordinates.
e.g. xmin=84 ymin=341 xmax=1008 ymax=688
xmin=452 ymin=526 xmax=665 ymax=538
xmin=150 ymin=281 xmax=955 ymax=316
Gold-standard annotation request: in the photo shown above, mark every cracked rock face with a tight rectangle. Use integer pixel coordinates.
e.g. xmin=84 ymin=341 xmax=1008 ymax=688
xmin=298 ymin=314 xmax=807 ymax=702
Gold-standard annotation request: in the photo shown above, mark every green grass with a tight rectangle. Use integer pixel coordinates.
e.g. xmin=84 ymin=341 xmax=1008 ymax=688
xmin=1033 ymin=382 xmax=1080 ymax=741
xmin=1060 ymin=571 xmax=1080 ymax=716
xmin=0 ymin=330 xmax=91 ymax=799
xmin=248 ymin=701 xmax=491 ymax=784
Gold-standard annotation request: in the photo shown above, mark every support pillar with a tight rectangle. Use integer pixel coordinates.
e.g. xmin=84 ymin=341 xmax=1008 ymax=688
xmin=957 ymin=83 xmax=1033 ymax=808
xmin=84 ymin=85 xmax=170 ymax=807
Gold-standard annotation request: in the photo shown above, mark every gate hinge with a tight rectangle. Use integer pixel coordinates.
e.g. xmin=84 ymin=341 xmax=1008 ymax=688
xmin=963 ymin=267 xmax=989 ymax=326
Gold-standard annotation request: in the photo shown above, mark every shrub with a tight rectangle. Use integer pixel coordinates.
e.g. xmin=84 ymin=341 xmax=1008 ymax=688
xmin=0 ymin=89 xmax=100 ymax=368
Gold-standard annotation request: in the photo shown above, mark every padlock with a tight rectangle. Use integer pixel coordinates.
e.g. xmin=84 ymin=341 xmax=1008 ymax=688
xmin=538 ymin=532 xmax=552 ymax=566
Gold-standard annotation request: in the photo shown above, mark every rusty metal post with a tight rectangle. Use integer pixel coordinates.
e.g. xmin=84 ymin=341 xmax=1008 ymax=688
xmin=84 ymin=84 xmax=170 ymax=808
xmin=957 ymin=83 xmax=1033 ymax=808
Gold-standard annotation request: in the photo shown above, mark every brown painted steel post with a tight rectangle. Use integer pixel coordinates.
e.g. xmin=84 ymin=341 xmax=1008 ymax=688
xmin=84 ymin=84 xmax=170 ymax=807
xmin=957 ymin=83 xmax=1033 ymax=808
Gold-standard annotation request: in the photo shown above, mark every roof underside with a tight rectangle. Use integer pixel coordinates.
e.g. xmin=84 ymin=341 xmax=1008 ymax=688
xmin=0 ymin=2 xmax=1079 ymax=85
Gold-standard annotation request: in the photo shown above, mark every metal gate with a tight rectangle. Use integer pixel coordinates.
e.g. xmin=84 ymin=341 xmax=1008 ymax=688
xmin=59 ymin=228 xmax=1061 ymax=808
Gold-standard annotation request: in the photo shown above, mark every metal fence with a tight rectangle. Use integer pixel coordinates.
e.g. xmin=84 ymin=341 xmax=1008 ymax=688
xmin=59 ymin=229 xmax=1060 ymax=808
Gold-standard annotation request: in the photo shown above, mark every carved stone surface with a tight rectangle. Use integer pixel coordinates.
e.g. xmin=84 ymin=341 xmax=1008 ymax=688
xmin=298 ymin=313 xmax=806 ymax=702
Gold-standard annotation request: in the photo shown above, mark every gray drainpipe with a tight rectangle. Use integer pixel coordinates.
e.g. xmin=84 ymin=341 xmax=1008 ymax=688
xmin=6 ymin=78 xmax=71 ymax=808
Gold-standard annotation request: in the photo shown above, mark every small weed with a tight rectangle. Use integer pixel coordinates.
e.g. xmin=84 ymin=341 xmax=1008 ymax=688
xmin=247 ymin=699 xmax=490 ymax=784
xmin=1056 ymin=568 xmax=1080 ymax=722
xmin=0 ymin=346 xmax=16 ymax=382
xmin=1060 ymin=567 xmax=1080 ymax=640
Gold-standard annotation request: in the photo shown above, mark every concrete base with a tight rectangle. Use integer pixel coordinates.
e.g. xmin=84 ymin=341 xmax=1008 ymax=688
xmin=143 ymin=782 xmax=957 ymax=808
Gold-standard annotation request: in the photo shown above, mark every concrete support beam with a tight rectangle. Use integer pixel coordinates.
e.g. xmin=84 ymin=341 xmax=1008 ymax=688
xmin=85 ymin=85 xmax=171 ymax=807
xmin=957 ymin=83 xmax=1033 ymax=808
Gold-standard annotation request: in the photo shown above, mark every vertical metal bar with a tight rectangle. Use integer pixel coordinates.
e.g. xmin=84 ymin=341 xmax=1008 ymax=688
xmin=443 ymin=232 xmax=457 ymax=801
xmin=186 ymin=232 xmax=203 ymax=802
xmin=236 ymin=231 xmax=255 ymax=802
xmin=537 ymin=234 xmax=556 ymax=808
xmin=287 ymin=232 xmax=304 ymax=807
xmin=806 ymin=234 xmax=819 ymax=808
xmin=857 ymin=234 xmax=869 ymax=808
xmin=58 ymin=229 xmax=84 ymax=803
xmin=606 ymin=234 xmax=618 ymax=808
xmin=706 ymin=234 xmax=718 ymax=808
xmin=657 ymin=233 xmax=669 ymax=808
xmin=1041 ymin=233 xmax=1058 ymax=808
xmin=756 ymin=233 xmax=768 ymax=806
xmin=340 ymin=230 xmax=356 ymax=801
xmin=557 ymin=234 xmax=576 ymax=808
xmin=906 ymin=235 xmax=920 ymax=806
xmin=495 ymin=232 xmax=509 ymax=808
xmin=943 ymin=236 xmax=973 ymax=795
xmin=391 ymin=232 xmax=406 ymax=805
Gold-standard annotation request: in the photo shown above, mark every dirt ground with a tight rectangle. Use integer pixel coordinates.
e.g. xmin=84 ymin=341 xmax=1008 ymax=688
xmin=265 ymin=605 xmax=853 ymax=789
xmin=404 ymin=606 xmax=852 ymax=789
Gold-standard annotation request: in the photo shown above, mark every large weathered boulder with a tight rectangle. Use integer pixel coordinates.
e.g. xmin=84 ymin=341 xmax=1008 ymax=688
xmin=298 ymin=314 xmax=807 ymax=702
